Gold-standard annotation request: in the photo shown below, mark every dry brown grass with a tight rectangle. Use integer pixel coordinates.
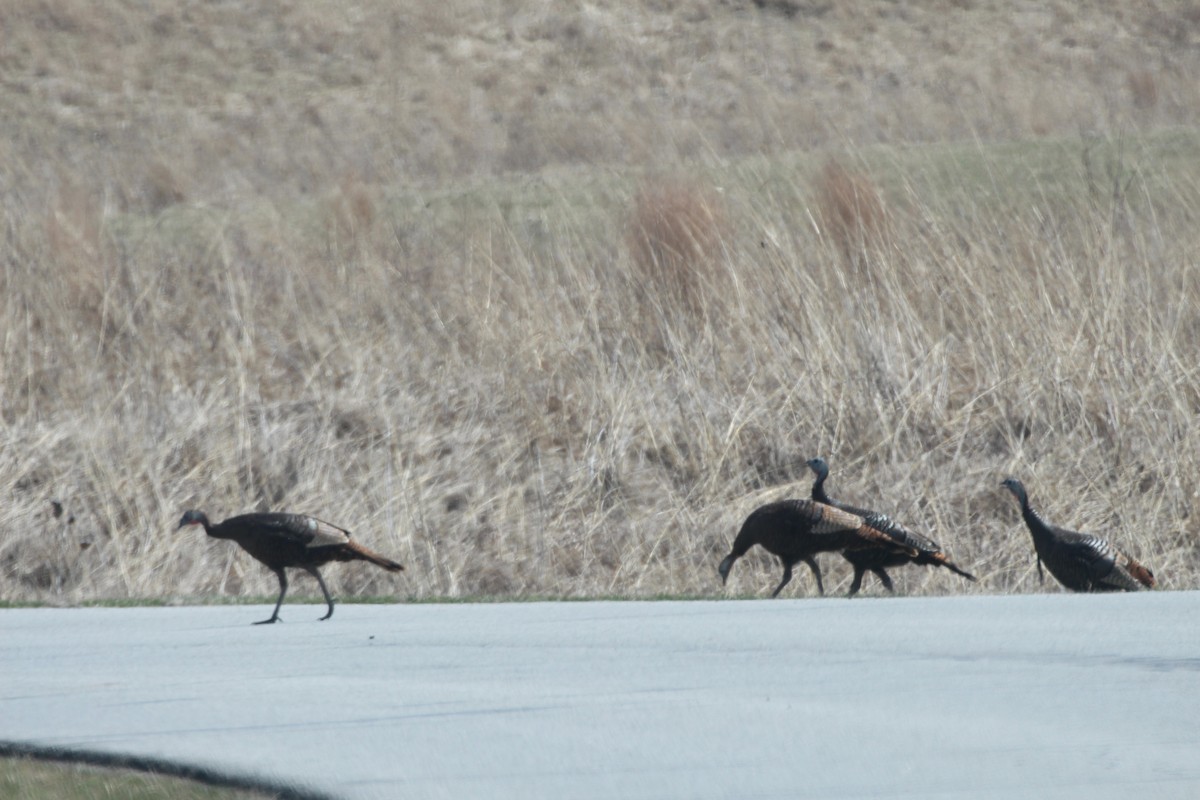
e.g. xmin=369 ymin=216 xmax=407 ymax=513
xmin=2 ymin=1 xmax=1200 ymax=606
xmin=814 ymin=160 xmax=891 ymax=274
xmin=627 ymin=178 xmax=730 ymax=326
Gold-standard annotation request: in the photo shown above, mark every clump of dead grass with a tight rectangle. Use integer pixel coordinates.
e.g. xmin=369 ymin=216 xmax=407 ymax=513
xmin=1127 ymin=69 xmax=1160 ymax=112
xmin=323 ymin=174 xmax=379 ymax=256
xmin=813 ymin=159 xmax=890 ymax=274
xmin=626 ymin=177 xmax=730 ymax=323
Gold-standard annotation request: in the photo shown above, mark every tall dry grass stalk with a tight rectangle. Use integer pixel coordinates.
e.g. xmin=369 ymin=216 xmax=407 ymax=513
xmin=2 ymin=2 xmax=1200 ymax=606
xmin=814 ymin=160 xmax=891 ymax=275
xmin=626 ymin=178 xmax=731 ymax=343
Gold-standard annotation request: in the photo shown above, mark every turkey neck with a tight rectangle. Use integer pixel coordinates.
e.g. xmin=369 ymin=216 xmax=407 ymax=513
xmin=728 ymin=528 xmax=757 ymax=559
xmin=811 ymin=472 xmax=832 ymax=504
xmin=203 ymin=519 xmax=240 ymax=541
xmin=1016 ymin=498 xmax=1055 ymax=555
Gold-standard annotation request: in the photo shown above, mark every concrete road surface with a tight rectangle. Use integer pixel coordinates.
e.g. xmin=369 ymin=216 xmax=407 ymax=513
xmin=1 ymin=594 xmax=1197 ymax=799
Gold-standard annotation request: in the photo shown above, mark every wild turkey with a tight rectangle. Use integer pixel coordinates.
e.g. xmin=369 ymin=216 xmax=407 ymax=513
xmin=178 ymin=510 xmax=404 ymax=624
xmin=806 ymin=457 xmax=976 ymax=596
xmin=1000 ymin=478 xmax=1156 ymax=592
xmin=717 ymin=498 xmax=918 ymax=598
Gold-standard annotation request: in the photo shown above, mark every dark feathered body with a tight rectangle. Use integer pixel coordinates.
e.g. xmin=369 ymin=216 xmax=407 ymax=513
xmin=202 ymin=512 xmax=404 ymax=571
xmin=1000 ymin=478 xmax=1155 ymax=593
xmin=718 ymin=498 xmax=917 ymax=597
xmin=178 ymin=510 xmax=403 ymax=624
xmin=807 ymin=458 xmax=976 ymax=596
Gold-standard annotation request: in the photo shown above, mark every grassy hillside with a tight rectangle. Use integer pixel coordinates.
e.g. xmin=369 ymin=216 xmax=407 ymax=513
xmin=2 ymin=1 xmax=1199 ymax=604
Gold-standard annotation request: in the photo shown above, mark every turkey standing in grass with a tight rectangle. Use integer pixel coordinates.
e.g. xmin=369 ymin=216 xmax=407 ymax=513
xmin=806 ymin=457 xmax=976 ymax=596
xmin=717 ymin=498 xmax=918 ymax=597
xmin=178 ymin=510 xmax=404 ymax=624
xmin=999 ymin=478 xmax=1156 ymax=592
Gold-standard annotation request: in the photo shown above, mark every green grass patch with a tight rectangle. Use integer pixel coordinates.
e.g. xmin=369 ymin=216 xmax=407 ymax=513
xmin=0 ymin=757 xmax=272 ymax=800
